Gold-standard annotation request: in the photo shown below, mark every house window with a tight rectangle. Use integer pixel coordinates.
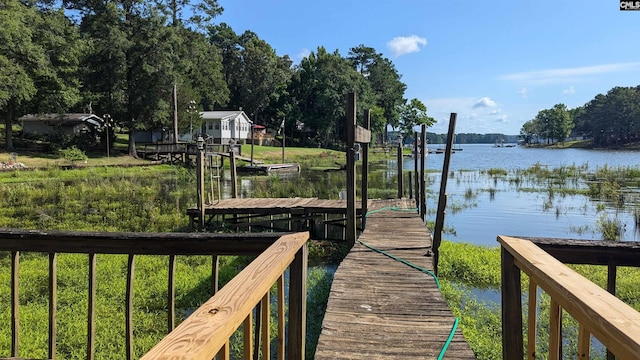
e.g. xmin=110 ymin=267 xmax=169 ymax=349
xmin=208 ymin=122 xmax=213 ymax=130
xmin=215 ymin=124 xmax=220 ymax=130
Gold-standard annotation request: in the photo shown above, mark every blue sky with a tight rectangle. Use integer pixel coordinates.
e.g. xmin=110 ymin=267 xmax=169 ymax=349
xmin=216 ymin=0 xmax=640 ymax=135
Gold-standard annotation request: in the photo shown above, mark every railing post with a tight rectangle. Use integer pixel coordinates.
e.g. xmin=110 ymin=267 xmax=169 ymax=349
xmin=11 ymin=251 xmax=19 ymax=358
xmin=501 ymin=246 xmax=524 ymax=360
xmin=397 ymin=142 xmax=403 ymax=198
xmin=49 ymin=252 xmax=57 ymax=360
xmin=419 ymin=125 xmax=426 ymax=221
xmin=287 ymin=243 xmax=308 ymax=359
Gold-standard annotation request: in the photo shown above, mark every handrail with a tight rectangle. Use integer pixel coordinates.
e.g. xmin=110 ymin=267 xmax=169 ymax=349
xmin=141 ymin=231 xmax=308 ymax=359
xmin=0 ymin=228 xmax=308 ymax=360
xmin=499 ymin=235 xmax=640 ymax=359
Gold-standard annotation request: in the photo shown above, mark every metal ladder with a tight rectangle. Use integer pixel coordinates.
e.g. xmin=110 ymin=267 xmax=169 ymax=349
xmin=206 ymin=151 xmax=222 ymax=205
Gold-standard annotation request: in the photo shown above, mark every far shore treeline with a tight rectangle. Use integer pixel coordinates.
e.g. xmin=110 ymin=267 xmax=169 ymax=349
xmin=520 ymin=86 xmax=640 ymax=147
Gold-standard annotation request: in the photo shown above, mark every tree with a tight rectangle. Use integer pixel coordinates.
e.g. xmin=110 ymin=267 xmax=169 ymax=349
xmin=348 ymin=45 xmax=406 ymax=143
xmin=289 ymin=47 xmax=374 ymax=148
xmin=232 ymin=31 xmax=292 ymax=121
xmin=532 ymin=103 xmax=573 ymax=144
xmin=348 ymin=44 xmax=378 ymax=75
xmin=26 ymin=8 xmax=83 ymax=115
xmin=397 ymin=98 xmax=435 ymax=139
xmin=0 ymin=0 xmax=47 ymax=150
xmin=76 ymin=0 xmax=176 ymax=156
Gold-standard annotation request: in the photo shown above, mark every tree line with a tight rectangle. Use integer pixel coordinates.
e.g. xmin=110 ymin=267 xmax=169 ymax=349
xmin=520 ymin=85 xmax=640 ymax=147
xmin=1 ymin=0 xmax=434 ymax=155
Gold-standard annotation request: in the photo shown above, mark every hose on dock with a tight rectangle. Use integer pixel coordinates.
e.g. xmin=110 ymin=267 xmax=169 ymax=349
xmin=361 ymin=206 xmax=460 ymax=360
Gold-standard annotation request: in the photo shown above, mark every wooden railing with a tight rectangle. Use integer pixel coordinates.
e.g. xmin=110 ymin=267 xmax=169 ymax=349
xmin=0 ymin=228 xmax=308 ymax=360
xmin=499 ymin=235 xmax=640 ymax=359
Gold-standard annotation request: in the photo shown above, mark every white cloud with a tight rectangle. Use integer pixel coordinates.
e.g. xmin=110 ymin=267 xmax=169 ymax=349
xmin=386 ymin=35 xmax=427 ymax=57
xmin=296 ymin=48 xmax=311 ymax=61
xmin=489 ymin=109 xmax=501 ymax=115
xmin=517 ymin=87 xmax=528 ymax=98
xmin=496 ymin=115 xmax=508 ymax=123
xmin=563 ymin=85 xmax=576 ymax=95
xmin=501 ymin=62 xmax=640 ymax=85
xmin=472 ymin=97 xmax=497 ymax=108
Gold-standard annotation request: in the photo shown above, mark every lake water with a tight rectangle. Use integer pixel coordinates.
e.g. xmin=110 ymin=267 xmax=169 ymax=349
xmin=402 ymin=144 xmax=640 ymax=247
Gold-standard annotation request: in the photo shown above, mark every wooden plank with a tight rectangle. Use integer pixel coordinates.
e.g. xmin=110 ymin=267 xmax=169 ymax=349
xmin=354 ymin=125 xmax=371 ymax=144
xmin=11 ymin=251 xmax=19 ymax=358
xmin=287 ymin=244 xmax=307 ymax=360
xmin=168 ymin=255 xmax=176 ymax=332
xmin=141 ymin=232 xmax=309 ymax=360
xmin=87 ymin=253 xmax=96 ymax=360
xmin=315 ymin=208 xmax=474 ymax=359
xmin=261 ymin=293 xmax=270 ymax=360
xmin=346 ymin=92 xmax=357 ymax=247
xmin=499 ymin=235 xmax=640 ymax=359
xmin=527 ymin=281 xmax=537 ymax=360
xmin=126 ymin=255 xmax=135 ymax=360
xmin=0 ymin=229 xmax=286 ymax=256
xmin=49 ymin=253 xmax=57 ymax=360
xmin=549 ymin=298 xmax=561 ymax=360
xmin=578 ymin=325 xmax=590 ymax=359
xmin=501 ymin=245 xmax=523 ymax=360
xmin=277 ymin=275 xmax=285 ymax=360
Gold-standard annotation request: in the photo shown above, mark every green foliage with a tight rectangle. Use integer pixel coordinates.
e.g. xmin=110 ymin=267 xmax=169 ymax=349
xmin=439 ymin=241 xmax=501 ymax=288
xmin=58 ymin=146 xmax=87 ymax=164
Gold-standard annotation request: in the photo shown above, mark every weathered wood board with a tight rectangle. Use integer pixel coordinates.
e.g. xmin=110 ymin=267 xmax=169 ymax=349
xmin=314 ymin=206 xmax=476 ymax=359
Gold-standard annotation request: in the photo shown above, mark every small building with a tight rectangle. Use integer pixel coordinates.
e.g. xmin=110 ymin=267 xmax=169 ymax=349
xmin=196 ymin=110 xmax=252 ymax=144
xmin=20 ymin=113 xmax=104 ymax=136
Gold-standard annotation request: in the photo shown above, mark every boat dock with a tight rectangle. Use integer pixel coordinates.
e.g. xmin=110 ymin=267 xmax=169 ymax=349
xmin=314 ymin=200 xmax=475 ymax=359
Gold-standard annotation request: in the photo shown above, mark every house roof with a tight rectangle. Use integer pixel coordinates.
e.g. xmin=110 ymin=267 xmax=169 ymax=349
xmin=200 ymin=110 xmax=252 ymax=123
xmin=20 ymin=113 xmax=104 ymax=128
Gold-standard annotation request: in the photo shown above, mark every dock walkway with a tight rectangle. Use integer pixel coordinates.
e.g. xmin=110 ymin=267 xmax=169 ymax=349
xmin=314 ymin=201 xmax=476 ymax=359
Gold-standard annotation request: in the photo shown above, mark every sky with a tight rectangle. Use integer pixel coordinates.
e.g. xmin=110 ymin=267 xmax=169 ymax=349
xmin=215 ymin=0 xmax=640 ymax=135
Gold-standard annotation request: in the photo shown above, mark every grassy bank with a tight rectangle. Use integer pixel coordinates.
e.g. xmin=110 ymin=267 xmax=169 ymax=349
xmin=439 ymin=240 xmax=640 ymax=359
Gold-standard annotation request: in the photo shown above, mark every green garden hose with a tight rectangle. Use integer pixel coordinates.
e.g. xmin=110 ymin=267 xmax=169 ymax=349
xmin=361 ymin=207 xmax=460 ymax=359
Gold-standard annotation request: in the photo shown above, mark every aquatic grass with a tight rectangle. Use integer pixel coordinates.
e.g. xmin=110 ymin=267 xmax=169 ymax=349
xmin=440 ymin=241 xmax=640 ymax=360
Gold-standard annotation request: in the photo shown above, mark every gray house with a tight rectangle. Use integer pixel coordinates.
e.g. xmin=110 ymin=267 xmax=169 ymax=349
xmin=20 ymin=113 xmax=104 ymax=136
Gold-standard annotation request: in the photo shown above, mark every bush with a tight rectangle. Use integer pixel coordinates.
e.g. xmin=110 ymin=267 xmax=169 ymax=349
xmin=59 ymin=146 xmax=87 ymax=165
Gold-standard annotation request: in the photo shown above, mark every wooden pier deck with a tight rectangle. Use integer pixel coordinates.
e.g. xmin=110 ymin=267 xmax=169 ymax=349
xmin=314 ymin=201 xmax=476 ymax=359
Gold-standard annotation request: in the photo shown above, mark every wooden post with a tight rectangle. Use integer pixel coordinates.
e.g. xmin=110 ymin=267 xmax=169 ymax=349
xmin=287 ymin=243 xmax=307 ymax=359
xmin=212 ymin=255 xmax=219 ymax=295
xmin=49 ymin=252 xmax=57 ymax=360
xmin=345 ymin=92 xmax=357 ymax=247
xmin=501 ymin=246 xmax=524 ymax=360
xmin=362 ymin=109 xmax=370 ymax=228
xmin=168 ymin=255 xmax=176 ymax=332
xmin=11 ymin=251 xmax=19 ymax=358
xmin=87 ymin=253 xmax=96 ymax=360
xmin=196 ymin=146 xmax=205 ymax=229
xmin=414 ymin=131 xmax=419 ymax=208
xmin=126 ymin=254 xmax=135 ymax=360
xmin=433 ymin=113 xmax=457 ymax=274
xmin=397 ymin=141 xmax=403 ymax=198
xmin=251 ymin=117 xmax=255 ymax=167
xmin=230 ymin=150 xmax=238 ymax=199
xmin=408 ymin=172 xmax=413 ymax=200
xmin=607 ymin=263 xmax=617 ymax=360
xmin=419 ymin=125 xmax=427 ymax=221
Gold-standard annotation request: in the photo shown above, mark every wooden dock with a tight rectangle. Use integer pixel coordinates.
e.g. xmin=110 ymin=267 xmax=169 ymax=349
xmin=314 ymin=201 xmax=476 ymax=359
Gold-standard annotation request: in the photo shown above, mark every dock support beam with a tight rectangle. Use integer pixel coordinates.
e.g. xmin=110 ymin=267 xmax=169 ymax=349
xmin=346 ymin=92 xmax=357 ymax=247
xmin=196 ymin=137 xmax=205 ymax=229
xmin=362 ymin=110 xmax=370 ymax=228
xmin=433 ymin=113 xmax=457 ymax=274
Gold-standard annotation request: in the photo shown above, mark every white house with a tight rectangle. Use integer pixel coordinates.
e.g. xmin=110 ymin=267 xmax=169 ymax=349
xmin=196 ymin=110 xmax=253 ymax=144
